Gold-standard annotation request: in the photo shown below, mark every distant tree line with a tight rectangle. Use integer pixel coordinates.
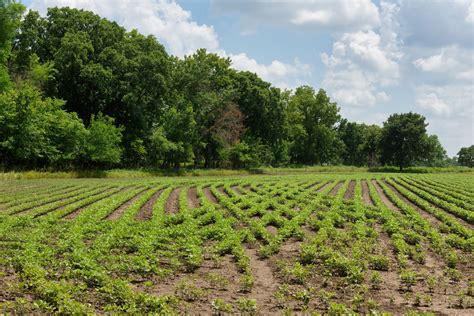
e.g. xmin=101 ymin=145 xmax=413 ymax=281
xmin=0 ymin=2 xmax=468 ymax=171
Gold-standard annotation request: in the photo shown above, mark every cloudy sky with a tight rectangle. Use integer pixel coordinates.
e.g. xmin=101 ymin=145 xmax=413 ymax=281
xmin=23 ymin=0 xmax=473 ymax=156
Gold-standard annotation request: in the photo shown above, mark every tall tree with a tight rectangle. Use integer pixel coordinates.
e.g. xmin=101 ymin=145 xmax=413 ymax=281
xmin=174 ymin=49 xmax=235 ymax=167
xmin=0 ymin=0 xmax=24 ymax=91
xmin=288 ymin=86 xmax=341 ymax=165
xmin=360 ymin=124 xmax=382 ymax=167
xmin=380 ymin=112 xmax=441 ymax=171
xmin=457 ymin=145 xmax=474 ymax=168
xmin=234 ymin=71 xmax=289 ymax=165
xmin=13 ymin=8 xmax=172 ymax=165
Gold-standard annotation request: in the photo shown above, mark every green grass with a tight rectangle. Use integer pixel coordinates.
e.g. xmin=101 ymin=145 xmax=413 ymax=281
xmin=1 ymin=165 xmax=471 ymax=179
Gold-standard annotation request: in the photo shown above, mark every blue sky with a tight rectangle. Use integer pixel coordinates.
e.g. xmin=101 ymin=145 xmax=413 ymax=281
xmin=22 ymin=0 xmax=474 ymax=156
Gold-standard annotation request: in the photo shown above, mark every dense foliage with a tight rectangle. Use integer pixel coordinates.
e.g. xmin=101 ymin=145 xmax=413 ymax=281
xmin=457 ymin=146 xmax=474 ymax=168
xmin=0 ymin=2 xmax=467 ymax=170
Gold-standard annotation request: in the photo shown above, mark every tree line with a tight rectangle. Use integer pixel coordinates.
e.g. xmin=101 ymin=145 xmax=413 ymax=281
xmin=0 ymin=2 xmax=470 ymax=170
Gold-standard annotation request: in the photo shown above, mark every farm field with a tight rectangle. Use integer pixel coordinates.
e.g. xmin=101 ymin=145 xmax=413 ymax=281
xmin=0 ymin=173 xmax=473 ymax=315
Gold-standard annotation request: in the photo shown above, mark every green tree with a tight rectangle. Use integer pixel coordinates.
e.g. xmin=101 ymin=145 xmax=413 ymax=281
xmin=457 ymin=145 xmax=473 ymax=168
xmin=174 ymin=49 xmax=235 ymax=167
xmin=86 ymin=113 xmax=123 ymax=165
xmin=338 ymin=120 xmax=366 ymax=166
xmin=288 ymin=86 xmax=341 ymax=165
xmin=380 ymin=112 xmax=439 ymax=171
xmin=360 ymin=124 xmax=382 ymax=167
xmin=0 ymin=85 xmax=87 ymax=168
xmin=13 ymin=8 xmax=171 ymax=165
xmin=0 ymin=0 xmax=25 ymax=91
xmin=234 ymin=71 xmax=289 ymax=165
xmin=420 ymin=135 xmax=447 ymax=166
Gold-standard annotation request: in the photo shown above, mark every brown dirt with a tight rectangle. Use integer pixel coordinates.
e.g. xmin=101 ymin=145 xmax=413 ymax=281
xmin=394 ymin=179 xmax=474 ymax=230
xmin=244 ymin=185 xmax=257 ymax=193
xmin=105 ymin=188 xmax=149 ymax=220
xmin=140 ymin=254 xmax=243 ymax=315
xmin=244 ymin=248 xmax=279 ymax=313
xmin=135 ymin=189 xmax=163 ymax=221
xmin=165 ymin=188 xmax=181 ymax=214
xmin=304 ymin=182 xmax=319 ymax=189
xmin=371 ymin=180 xmax=398 ymax=210
xmin=231 ymin=185 xmax=243 ymax=195
xmin=203 ymin=187 xmax=218 ymax=204
xmin=35 ymin=187 xmax=115 ymax=218
xmin=63 ymin=187 xmax=132 ymax=220
xmin=329 ymin=181 xmax=343 ymax=196
xmin=217 ymin=186 xmax=229 ymax=197
xmin=361 ymin=180 xmax=374 ymax=206
xmin=14 ymin=186 xmax=97 ymax=216
xmin=187 ymin=187 xmax=200 ymax=209
xmin=343 ymin=180 xmax=356 ymax=200
xmin=266 ymin=225 xmax=278 ymax=236
xmin=316 ymin=181 xmax=332 ymax=192
xmin=370 ymin=226 xmax=406 ymax=312
xmin=383 ymin=180 xmax=444 ymax=229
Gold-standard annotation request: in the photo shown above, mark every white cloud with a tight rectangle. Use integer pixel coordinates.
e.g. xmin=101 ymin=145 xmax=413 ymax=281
xmin=412 ymin=46 xmax=473 ymax=82
xmin=415 ymin=84 xmax=473 ymax=118
xmin=321 ymin=1 xmax=401 ymax=107
xmin=28 ymin=0 xmax=311 ymax=88
xmin=229 ymin=53 xmax=311 ymax=89
xmin=29 ymin=0 xmax=219 ymax=57
xmin=467 ymin=1 xmax=474 ymax=24
xmin=212 ymin=0 xmax=380 ymax=32
xmin=415 ymin=92 xmax=451 ymax=116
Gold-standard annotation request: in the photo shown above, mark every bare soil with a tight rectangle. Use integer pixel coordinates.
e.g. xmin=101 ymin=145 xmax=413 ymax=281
xmin=231 ymin=185 xmax=243 ymax=195
xmin=203 ymin=187 xmax=218 ymax=204
xmin=343 ymin=180 xmax=356 ymax=200
xmin=187 ymin=187 xmax=200 ymax=209
xmin=105 ymin=188 xmax=149 ymax=220
xmin=383 ymin=180 xmax=444 ymax=229
xmin=329 ymin=181 xmax=343 ymax=196
xmin=316 ymin=181 xmax=332 ymax=192
xmin=135 ymin=189 xmax=163 ymax=221
xmin=244 ymin=248 xmax=279 ymax=313
xmin=63 ymin=186 xmax=132 ymax=220
xmin=361 ymin=180 xmax=374 ymax=205
xmin=165 ymin=188 xmax=181 ymax=214
xmin=217 ymin=186 xmax=229 ymax=197
xmin=371 ymin=180 xmax=398 ymax=210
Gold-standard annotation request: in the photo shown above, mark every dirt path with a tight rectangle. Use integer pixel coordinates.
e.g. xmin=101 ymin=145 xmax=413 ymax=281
xmin=343 ymin=180 xmax=356 ymax=200
xmin=62 ymin=186 xmax=131 ymax=220
xmin=217 ymin=186 xmax=229 ymax=197
xmin=187 ymin=187 xmax=200 ymax=209
xmin=165 ymin=188 xmax=181 ymax=214
xmin=383 ymin=180 xmax=445 ymax=230
xmin=393 ymin=179 xmax=474 ymax=230
xmin=316 ymin=181 xmax=332 ymax=192
xmin=14 ymin=186 xmax=96 ymax=215
xmin=372 ymin=226 xmax=405 ymax=313
xmin=329 ymin=181 xmax=343 ymax=196
xmin=34 ymin=187 xmax=116 ymax=218
xmin=105 ymin=188 xmax=149 ymax=220
xmin=361 ymin=180 xmax=374 ymax=206
xmin=135 ymin=189 xmax=163 ymax=221
xmin=304 ymin=182 xmax=319 ymax=189
xmin=244 ymin=248 xmax=278 ymax=313
xmin=203 ymin=187 xmax=218 ymax=204
xmin=231 ymin=185 xmax=243 ymax=195
xmin=371 ymin=180 xmax=398 ymax=210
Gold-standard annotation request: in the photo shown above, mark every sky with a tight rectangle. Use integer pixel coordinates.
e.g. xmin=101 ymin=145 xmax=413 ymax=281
xmin=22 ymin=0 xmax=474 ymax=156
